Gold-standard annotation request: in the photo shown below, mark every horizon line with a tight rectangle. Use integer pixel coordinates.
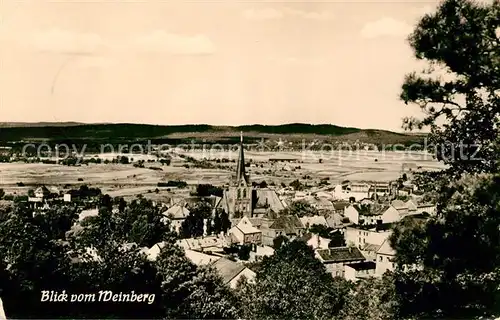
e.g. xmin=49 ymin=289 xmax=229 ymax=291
xmin=0 ymin=121 xmax=428 ymax=134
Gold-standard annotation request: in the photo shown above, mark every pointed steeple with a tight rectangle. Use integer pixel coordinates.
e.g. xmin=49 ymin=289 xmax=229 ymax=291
xmin=236 ymin=132 xmax=249 ymax=185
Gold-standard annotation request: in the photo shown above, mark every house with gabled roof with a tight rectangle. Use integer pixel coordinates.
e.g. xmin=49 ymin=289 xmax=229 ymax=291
xmin=228 ymin=216 xmax=262 ymax=245
xmin=332 ymin=200 xmax=351 ymax=214
xmin=163 ymin=204 xmax=190 ymax=232
xmin=259 ymin=215 xmax=305 ymax=246
xmin=185 ymin=249 xmax=220 ymax=266
xmin=344 ymin=204 xmax=361 ymax=224
xmin=210 ymin=257 xmax=256 ymax=289
xmin=315 ymin=246 xmax=366 ymax=278
xmin=391 ymin=199 xmax=409 ymax=215
xmin=345 ymin=226 xmax=392 ymax=249
xmin=375 ymin=239 xmax=396 ymax=276
xmin=360 ymin=205 xmax=400 ymax=225
xmin=34 ymin=186 xmax=50 ymax=199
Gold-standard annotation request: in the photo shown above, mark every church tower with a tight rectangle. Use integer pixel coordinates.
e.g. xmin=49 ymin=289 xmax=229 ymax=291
xmin=229 ymin=132 xmax=253 ymax=217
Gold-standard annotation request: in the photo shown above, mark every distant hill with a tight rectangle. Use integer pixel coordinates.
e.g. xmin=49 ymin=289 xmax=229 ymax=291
xmin=0 ymin=122 xmax=85 ymax=128
xmin=0 ymin=123 xmax=426 ymax=145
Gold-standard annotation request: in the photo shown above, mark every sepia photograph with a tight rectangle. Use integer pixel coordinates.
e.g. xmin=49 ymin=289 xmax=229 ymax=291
xmin=0 ymin=0 xmax=499 ymax=319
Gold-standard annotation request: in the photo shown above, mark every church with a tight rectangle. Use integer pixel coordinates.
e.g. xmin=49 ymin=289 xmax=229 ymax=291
xmin=217 ymin=133 xmax=285 ymax=218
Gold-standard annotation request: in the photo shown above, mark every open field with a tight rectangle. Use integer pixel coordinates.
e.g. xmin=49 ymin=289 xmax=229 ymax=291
xmin=0 ymin=150 xmax=446 ymax=197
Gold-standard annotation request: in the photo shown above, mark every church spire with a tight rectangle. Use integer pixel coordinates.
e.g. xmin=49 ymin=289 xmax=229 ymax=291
xmin=236 ymin=132 xmax=249 ymax=185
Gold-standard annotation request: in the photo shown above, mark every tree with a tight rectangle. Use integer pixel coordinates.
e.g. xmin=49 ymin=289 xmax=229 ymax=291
xmin=180 ymin=202 xmax=211 ymax=239
xmin=283 ymin=200 xmax=318 ymax=217
xmin=118 ymin=197 xmax=127 ymax=213
xmin=329 ymin=230 xmax=346 ymax=248
xmin=0 ymin=207 xmax=73 ymax=319
xmin=390 ymin=174 xmax=500 ymax=319
xmin=272 ymin=235 xmax=288 ymax=249
xmin=196 ymin=184 xmax=223 ymax=197
xmin=400 ymin=0 xmax=500 ymax=176
xmin=220 ymin=209 xmax=231 ymax=235
xmin=119 ymin=156 xmax=130 ymax=164
xmin=340 ymin=273 xmax=399 ymax=320
xmin=289 ymin=179 xmax=303 ymax=191
xmin=239 ymin=240 xmax=351 ymax=319
xmin=0 ymin=189 xmax=4 ymax=199
xmin=309 ymin=224 xmax=331 ymax=238
xmin=238 ymin=244 xmax=252 ymax=261
xmin=155 ymin=244 xmax=241 ymax=319
xmin=100 ymin=194 xmax=113 ymax=212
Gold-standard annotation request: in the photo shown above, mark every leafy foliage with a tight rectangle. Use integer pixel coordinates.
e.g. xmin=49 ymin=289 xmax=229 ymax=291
xmin=282 ymin=200 xmax=319 ymax=217
xmin=401 ymin=0 xmax=500 ymax=176
xmin=390 ymin=174 xmax=500 ymax=318
xmin=239 ymin=239 xmax=351 ymax=319
xmin=340 ymin=273 xmax=399 ymax=320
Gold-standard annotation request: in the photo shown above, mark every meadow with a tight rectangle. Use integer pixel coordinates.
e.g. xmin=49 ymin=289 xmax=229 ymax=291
xmin=0 ymin=150 xmax=446 ymax=198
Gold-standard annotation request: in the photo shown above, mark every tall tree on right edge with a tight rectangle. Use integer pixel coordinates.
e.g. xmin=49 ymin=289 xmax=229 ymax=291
xmin=390 ymin=2 xmax=500 ymax=319
xmin=401 ymin=0 xmax=500 ymax=177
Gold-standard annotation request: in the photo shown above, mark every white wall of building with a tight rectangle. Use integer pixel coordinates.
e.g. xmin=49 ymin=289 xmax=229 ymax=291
xmin=345 ymin=227 xmax=392 ymax=248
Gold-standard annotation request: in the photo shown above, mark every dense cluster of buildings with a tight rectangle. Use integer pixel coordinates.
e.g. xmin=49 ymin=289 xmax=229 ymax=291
xmin=20 ymin=135 xmax=436 ymax=285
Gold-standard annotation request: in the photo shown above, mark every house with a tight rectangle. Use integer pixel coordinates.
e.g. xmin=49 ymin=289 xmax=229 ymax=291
xmin=344 ymin=226 xmax=392 ymax=249
xmin=406 ymin=199 xmax=436 ymax=215
xmin=391 ymin=199 xmax=409 ymax=215
xmin=163 ymin=204 xmax=190 ymax=232
xmin=210 ymin=258 xmax=256 ymax=289
xmin=360 ymin=243 xmax=381 ymax=261
xmin=347 ymin=182 xmax=372 ymax=201
xmin=333 ymin=182 xmax=371 ymax=201
xmin=325 ymin=212 xmax=348 ymax=230
xmin=145 ymin=242 xmax=166 ymax=261
xmin=332 ymin=200 xmax=351 ymax=214
xmin=176 ymin=235 xmax=230 ymax=253
xmin=310 ymin=197 xmax=334 ymax=213
xmin=344 ymin=261 xmax=376 ymax=281
xmin=405 ymin=199 xmax=418 ymax=212
xmin=300 ymin=215 xmax=329 ymax=229
xmin=360 ymin=205 xmax=400 ymax=224
xmin=397 ymin=186 xmax=414 ymax=197
xmin=63 ymin=193 xmax=72 ymax=202
xmin=228 ymin=216 xmax=262 ymax=245
xmin=260 ymin=215 xmax=305 ymax=246
xmin=368 ymin=183 xmax=391 ymax=198
xmin=344 ymin=204 xmax=360 ymax=224
xmin=34 ymin=186 xmax=50 ymax=199
xmin=416 ymin=203 xmax=436 ymax=215
xmin=375 ymin=239 xmax=396 ymax=276
xmin=252 ymin=188 xmax=286 ymax=216
xmin=184 ymin=249 xmax=221 ymax=266
xmin=315 ymin=247 xmax=366 ymax=278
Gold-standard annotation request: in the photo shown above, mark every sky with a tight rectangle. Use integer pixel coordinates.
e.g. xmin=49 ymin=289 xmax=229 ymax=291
xmin=0 ymin=0 xmax=443 ymax=131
